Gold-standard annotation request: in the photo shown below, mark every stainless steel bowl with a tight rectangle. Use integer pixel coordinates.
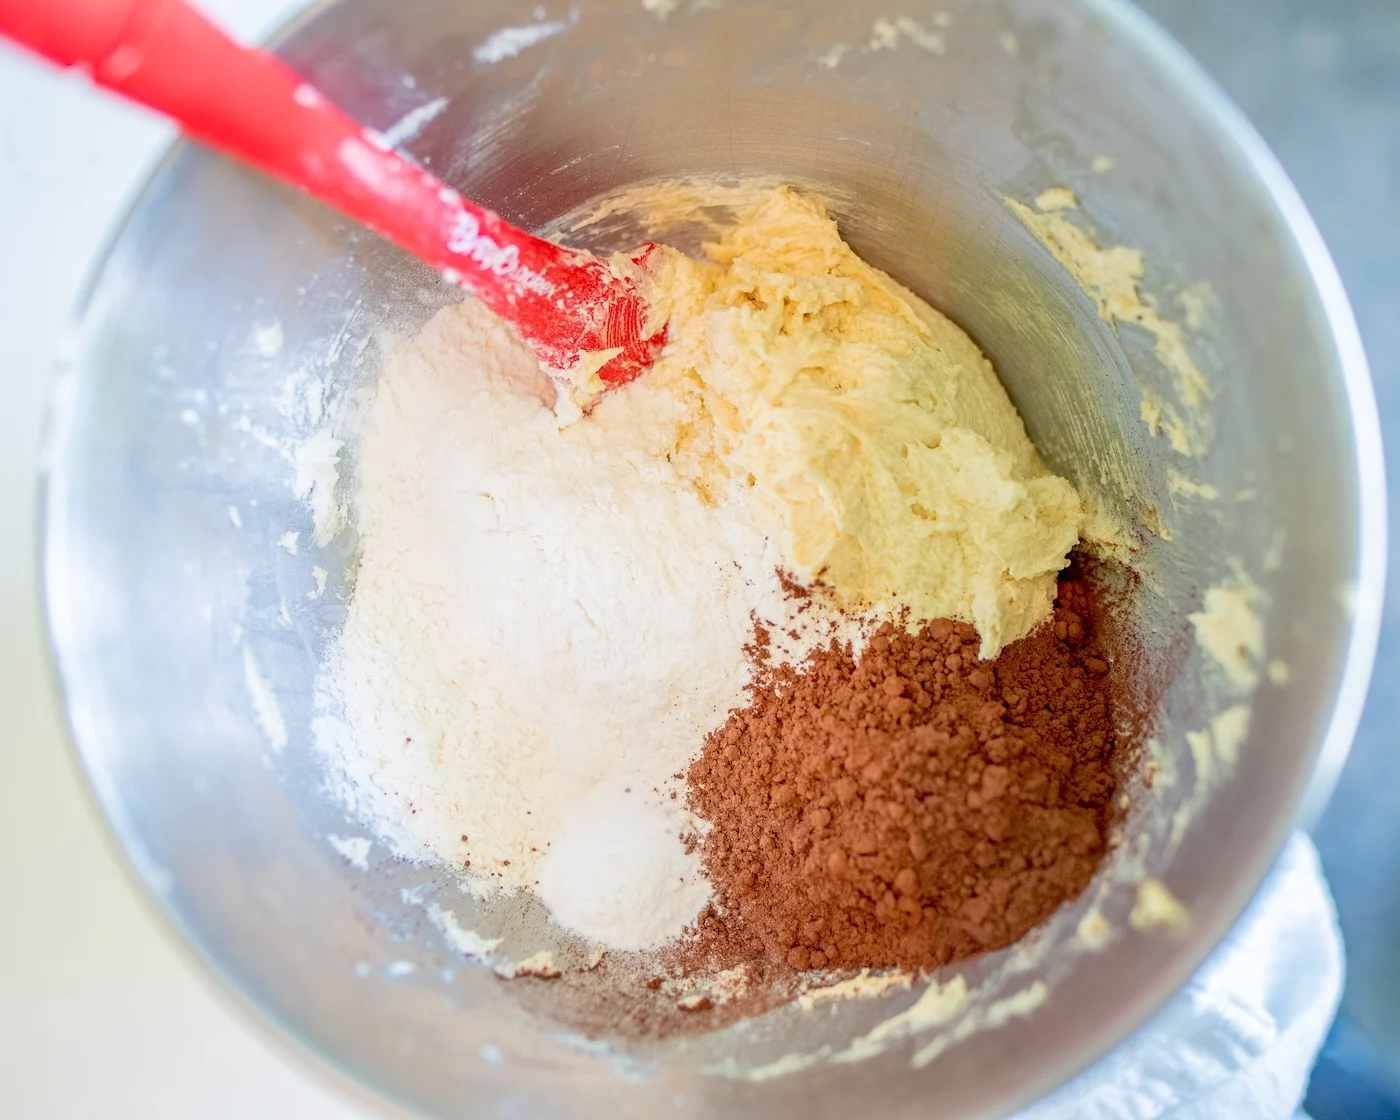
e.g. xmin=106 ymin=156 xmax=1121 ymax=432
xmin=41 ymin=0 xmax=1385 ymax=1115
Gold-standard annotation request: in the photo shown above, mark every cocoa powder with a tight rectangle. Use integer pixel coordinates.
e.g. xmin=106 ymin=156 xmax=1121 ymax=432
xmin=684 ymin=569 xmax=1124 ymax=973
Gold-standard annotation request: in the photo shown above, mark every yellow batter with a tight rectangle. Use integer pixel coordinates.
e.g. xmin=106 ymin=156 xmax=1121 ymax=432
xmin=626 ymin=186 xmax=1085 ymax=657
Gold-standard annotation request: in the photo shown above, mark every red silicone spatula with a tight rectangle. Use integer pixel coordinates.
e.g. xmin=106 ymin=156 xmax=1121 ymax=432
xmin=0 ymin=0 xmax=667 ymax=397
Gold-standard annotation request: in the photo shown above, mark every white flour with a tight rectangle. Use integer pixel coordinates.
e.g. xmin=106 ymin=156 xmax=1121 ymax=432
xmin=319 ymin=298 xmax=845 ymax=949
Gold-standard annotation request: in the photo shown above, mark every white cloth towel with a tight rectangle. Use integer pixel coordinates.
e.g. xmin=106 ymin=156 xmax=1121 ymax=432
xmin=1019 ymin=832 xmax=1343 ymax=1119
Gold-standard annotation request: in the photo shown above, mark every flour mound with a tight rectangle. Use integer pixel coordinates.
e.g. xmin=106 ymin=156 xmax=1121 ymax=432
xmin=318 ymin=299 xmax=839 ymax=947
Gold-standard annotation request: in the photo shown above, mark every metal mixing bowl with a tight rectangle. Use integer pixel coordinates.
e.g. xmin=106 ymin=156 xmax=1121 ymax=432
xmin=40 ymin=0 xmax=1385 ymax=1115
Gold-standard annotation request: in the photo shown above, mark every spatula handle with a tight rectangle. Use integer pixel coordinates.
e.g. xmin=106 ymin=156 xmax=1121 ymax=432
xmin=0 ymin=0 xmax=563 ymax=305
xmin=0 ymin=0 xmax=666 ymax=388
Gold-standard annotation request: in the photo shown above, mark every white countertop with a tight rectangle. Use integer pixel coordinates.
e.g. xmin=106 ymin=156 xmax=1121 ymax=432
xmin=0 ymin=4 xmax=368 ymax=1115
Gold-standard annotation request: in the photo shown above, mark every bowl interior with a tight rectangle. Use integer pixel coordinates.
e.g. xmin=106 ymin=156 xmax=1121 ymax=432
xmin=42 ymin=0 xmax=1376 ymax=1116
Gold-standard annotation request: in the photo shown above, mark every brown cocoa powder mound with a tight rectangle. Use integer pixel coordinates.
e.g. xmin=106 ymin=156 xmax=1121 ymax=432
xmin=683 ymin=570 xmax=1124 ymax=974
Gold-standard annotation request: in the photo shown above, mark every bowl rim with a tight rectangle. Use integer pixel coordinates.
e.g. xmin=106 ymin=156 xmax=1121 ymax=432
xmin=1078 ymin=0 xmax=1387 ymax=834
